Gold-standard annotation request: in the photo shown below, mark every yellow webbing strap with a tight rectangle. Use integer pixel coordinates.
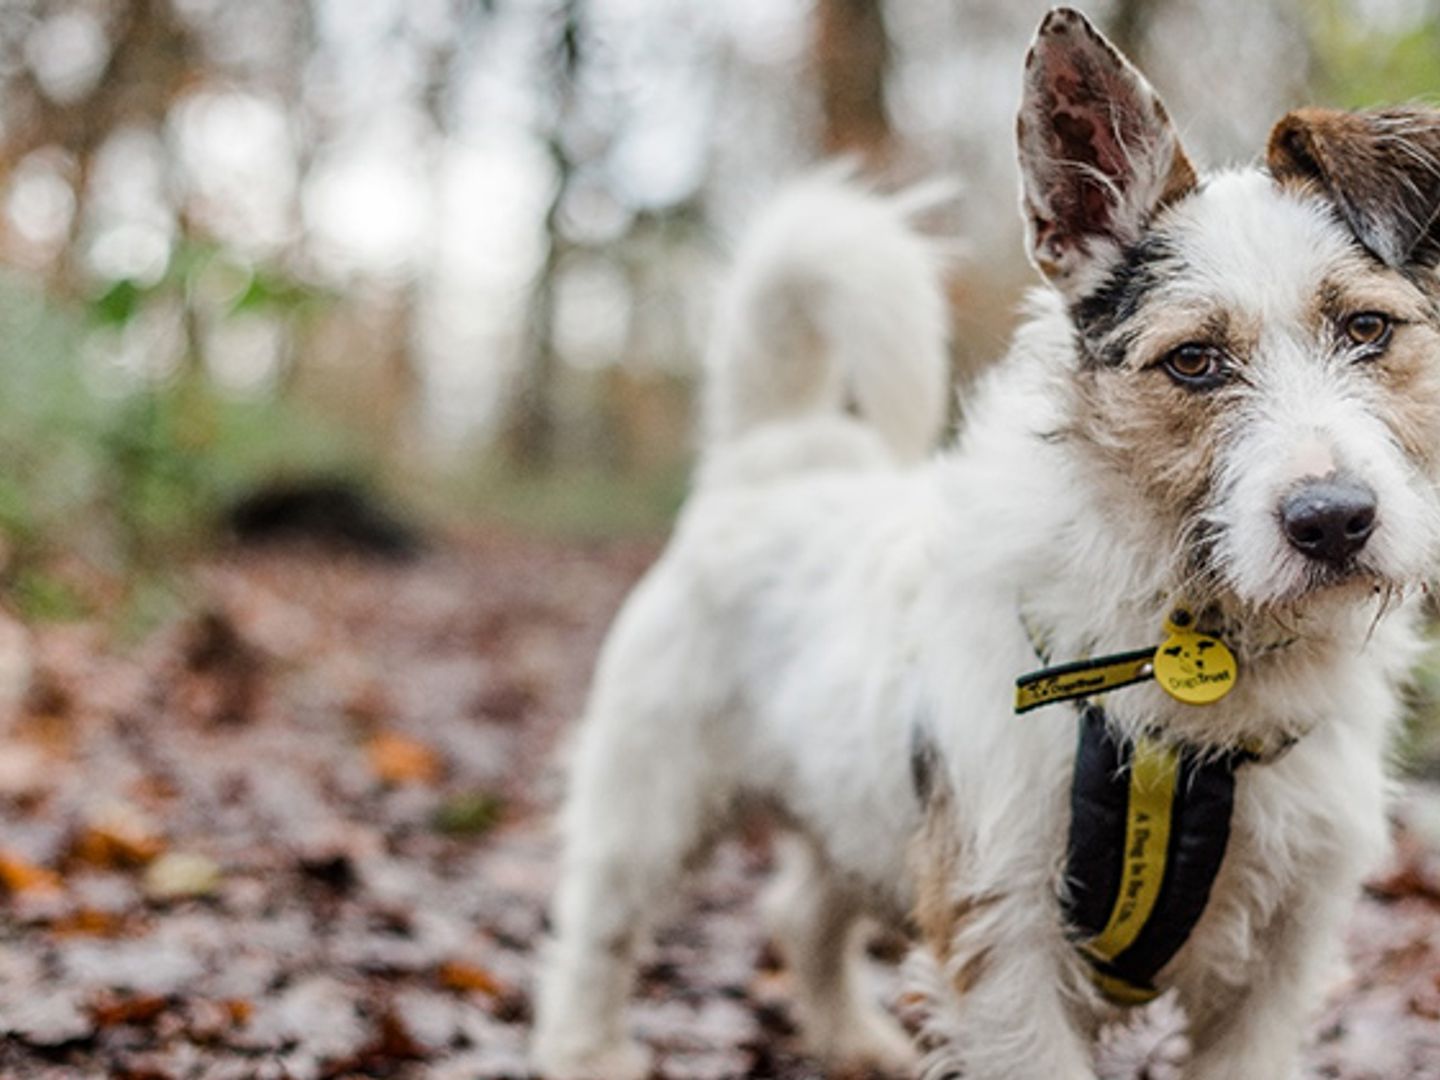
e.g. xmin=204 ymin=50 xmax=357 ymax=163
xmin=1014 ymin=648 xmax=1156 ymax=714
xmin=1080 ymin=736 xmax=1179 ymax=973
xmin=1090 ymin=970 xmax=1163 ymax=1005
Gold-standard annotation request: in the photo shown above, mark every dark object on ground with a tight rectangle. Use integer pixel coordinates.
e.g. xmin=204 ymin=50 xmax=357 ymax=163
xmin=225 ymin=479 xmax=423 ymax=559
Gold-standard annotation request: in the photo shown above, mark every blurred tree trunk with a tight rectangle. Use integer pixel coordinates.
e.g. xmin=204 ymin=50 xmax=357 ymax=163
xmin=504 ymin=0 xmax=583 ymax=474
xmin=815 ymin=0 xmax=892 ymax=167
xmin=276 ymin=0 xmax=322 ymax=395
xmin=507 ymin=149 xmax=566 ymax=474
xmin=373 ymin=19 xmax=464 ymax=458
xmin=0 ymin=0 xmax=194 ymax=171
xmin=0 ymin=0 xmax=198 ymax=296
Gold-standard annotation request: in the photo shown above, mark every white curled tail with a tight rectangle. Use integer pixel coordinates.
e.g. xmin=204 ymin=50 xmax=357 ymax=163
xmin=703 ymin=168 xmax=952 ymax=465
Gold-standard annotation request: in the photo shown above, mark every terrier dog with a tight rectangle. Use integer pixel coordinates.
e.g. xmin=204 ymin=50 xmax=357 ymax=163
xmin=532 ymin=8 xmax=1440 ymax=1079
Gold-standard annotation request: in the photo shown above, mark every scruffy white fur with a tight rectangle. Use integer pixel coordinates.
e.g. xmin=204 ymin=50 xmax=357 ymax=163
xmin=531 ymin=171 xmax=949 ymax=1079
xmin=532 ymin=11 xmax=1440 ymax=1080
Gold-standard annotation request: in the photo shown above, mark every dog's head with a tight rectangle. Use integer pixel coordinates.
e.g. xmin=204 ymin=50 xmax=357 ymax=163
xmin=1020 ymin=7 xmax=1440 ymax=613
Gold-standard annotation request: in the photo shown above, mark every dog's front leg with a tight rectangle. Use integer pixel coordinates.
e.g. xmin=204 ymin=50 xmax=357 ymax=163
xmin=917 ymin=888 xmax=1100 ymax=1080
xmin=1179 ymin=887 xmax=1349 ymax=1080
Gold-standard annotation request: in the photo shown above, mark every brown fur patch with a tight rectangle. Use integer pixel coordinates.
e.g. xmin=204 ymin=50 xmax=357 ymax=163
xmin=1121 ymin=308 xmax=1257 ymax=374
xmin=1268 ymin=107 xmax=1440 ymax=267
xmin=1065 ymin=355 xmax=1235 ymax=552
xmin=908 ymin=792 xmax=998 ymax=997
xmin=1368 ymin=318 xmax=1440 ymax=475
xmin=909 ymin=833 xmax=961 ymax=961
xmin=1158 ymin=133 xmax=1199 ymax=210
xmin=1374 ymin=335 xmax=1440 ymax=474
xmin=1310 ymin=263 xmax=1432 ymax=329
xmin=1309 ymin=260 xmax=1440 ymax=474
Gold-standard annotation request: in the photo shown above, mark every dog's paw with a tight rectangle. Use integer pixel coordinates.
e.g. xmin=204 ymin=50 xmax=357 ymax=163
xmin=1095 ymin=996 xmax=1189 ymax=1080
xmin=529 ymin=1036 xmax=652 ymax=1080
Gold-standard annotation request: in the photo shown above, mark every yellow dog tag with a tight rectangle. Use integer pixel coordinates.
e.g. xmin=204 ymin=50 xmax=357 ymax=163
xmin=1153 ymin=611 xmax=1237 ymax=705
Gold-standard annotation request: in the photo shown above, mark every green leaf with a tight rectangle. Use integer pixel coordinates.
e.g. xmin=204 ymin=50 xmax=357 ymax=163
xmin=91 ymin=279 xmax=144 ymax=326
xmin=431 ymin=791 xmax=505 ymax=837
xmin=9 ymin=568 xmax=89 ymax=623
xmin=232 ymin=270 xmax=321 ymax=316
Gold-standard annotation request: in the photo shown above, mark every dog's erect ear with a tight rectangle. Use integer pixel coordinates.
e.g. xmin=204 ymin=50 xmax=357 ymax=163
xmin=1017 ymin=8 xmax=1196 ymax=296
xmin=1268 ymin=107 xmax=1440 ymax=269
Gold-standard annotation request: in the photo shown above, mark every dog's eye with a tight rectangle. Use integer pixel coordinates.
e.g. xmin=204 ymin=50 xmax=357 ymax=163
xmin=1161 ymin=343 xmax=1226 ymax=389
xmin=1343 ymin=311 xmax=1393 ymax=353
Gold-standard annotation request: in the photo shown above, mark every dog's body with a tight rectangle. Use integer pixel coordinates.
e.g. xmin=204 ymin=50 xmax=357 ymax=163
xmin=532 ymin=10 xmax=1440 ymax=1079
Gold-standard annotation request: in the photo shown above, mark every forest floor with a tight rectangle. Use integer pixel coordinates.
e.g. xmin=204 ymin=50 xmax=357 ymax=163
xmin=2 ymin=528 xmax=1440 ymax=1079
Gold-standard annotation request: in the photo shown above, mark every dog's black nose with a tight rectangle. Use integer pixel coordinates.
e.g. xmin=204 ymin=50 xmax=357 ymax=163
xmin=1280 ymin=475 xmax=1377 ymax=564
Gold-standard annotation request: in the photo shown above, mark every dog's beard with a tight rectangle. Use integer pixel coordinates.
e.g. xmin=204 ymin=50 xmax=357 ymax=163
xmin=1189 ymin=510 xmax=1417 ymax=621
xmin=1173 ymin=516 xmax=1227 ymax=607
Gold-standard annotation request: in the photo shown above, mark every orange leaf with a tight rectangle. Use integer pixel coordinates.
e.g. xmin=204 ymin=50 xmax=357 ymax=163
xmin=72 ymin=823 xmax=165 ymax=868
xmin=366 ymin=732 xmax=442 ymax=785
xmin=437 ymin=960 xmax=505 ymax=997
xmin=70 ymin=803 xmax=166 ymax=869
xmin=0 ymin=851 xmax=61 ymax=895
xmin=50 ymin=907 xmax=128 ymax=937
xmin=92 ymin=992 xmax=168 ymax=1028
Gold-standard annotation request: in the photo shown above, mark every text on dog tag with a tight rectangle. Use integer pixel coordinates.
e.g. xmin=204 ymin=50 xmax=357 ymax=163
xmin=1153 ymin=622 xmax=1236 ymax=705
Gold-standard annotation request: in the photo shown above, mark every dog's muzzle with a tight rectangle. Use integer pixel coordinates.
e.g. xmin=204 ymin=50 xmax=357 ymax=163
xmin=1279 ymin=472 xmax=1377 ymax=565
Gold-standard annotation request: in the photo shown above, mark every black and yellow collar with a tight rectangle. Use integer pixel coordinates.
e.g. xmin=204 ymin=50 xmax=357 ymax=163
xmin=1015 ymin=607 xmax=1239 ymax=714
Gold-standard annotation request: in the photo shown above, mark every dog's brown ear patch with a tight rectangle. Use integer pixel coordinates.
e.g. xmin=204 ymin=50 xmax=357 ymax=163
xmin=1268 ymin=107 xmax=1440 ymax=269
xmin=1018 ymin=7 xmax=1196 ymax=295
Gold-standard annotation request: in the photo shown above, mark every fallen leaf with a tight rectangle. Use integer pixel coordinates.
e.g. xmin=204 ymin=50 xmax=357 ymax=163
xmin=0 ymin=851 xmax=62 ymax=896
xmin=371 ymin=1007 xmax=426 ymax=1060
xmin=1409 ymin=982 xmax=1440 ymax=1021
xmin=112 ymin=1065 xmax=175 ymax=1080
xmin=181 ymin=998 xmax=246 ymax=1043
xmin=72 ymin=803 xmax=165 ymax=868
xmin=23 ymin=667 xmax=73 ymax=724
xmin=298 ymin=849 xmax=358 ymax=892
xmin=366 ymin=732 xmax=442 ymax=785
xmin=49 ymin=907 xmax=130 ymax=937
xmin=436 ymin=960 xmax=505 ymax=997
xmin=320 ymin=1006 xmax=428 ymax=1076
xmin=431 ymin=791 xmax=504 ymax=837
xmin=143 ymin=852 xmax=221 ymax=901
xmin=92 ymin=991 xmax=169 ymax=1028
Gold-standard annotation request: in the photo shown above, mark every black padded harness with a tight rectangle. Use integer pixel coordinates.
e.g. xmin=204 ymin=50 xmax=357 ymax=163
xmin=1061 ymin=704 xmax=1250 ymax=1004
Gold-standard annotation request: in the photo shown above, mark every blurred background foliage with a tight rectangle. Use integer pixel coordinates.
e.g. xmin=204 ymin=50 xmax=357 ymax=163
xmin=0 ymin=0 xmax=1433 ymax=622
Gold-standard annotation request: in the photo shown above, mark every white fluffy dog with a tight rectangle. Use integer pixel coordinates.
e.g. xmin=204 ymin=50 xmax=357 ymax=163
xmin=532 ymin=8 xmax=1440 ymax=1079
